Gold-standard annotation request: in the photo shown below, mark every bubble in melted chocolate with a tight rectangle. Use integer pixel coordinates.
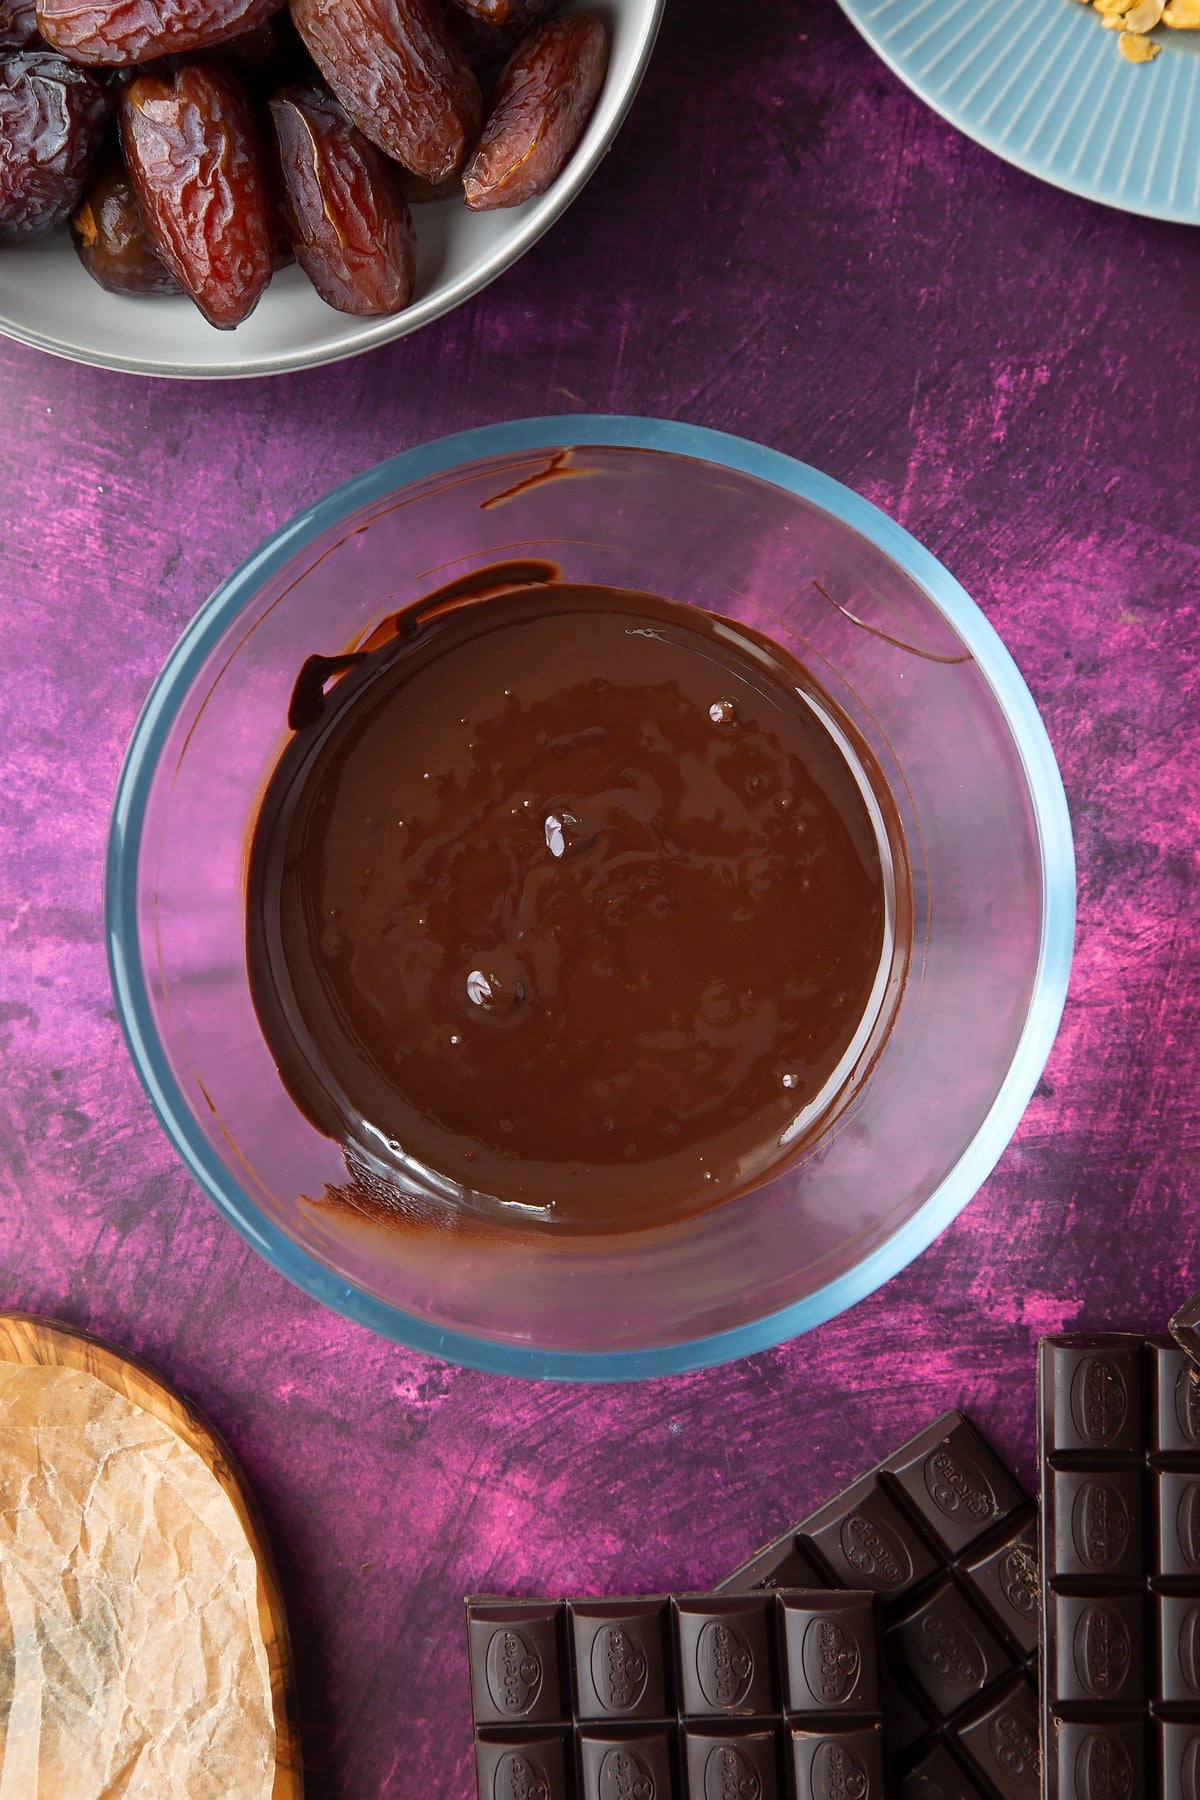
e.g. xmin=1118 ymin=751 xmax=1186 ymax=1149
xmin=543 ymin=809 xmax=596 ymax=861
xmin=464 ymin=961 xmax=527 ymax=1014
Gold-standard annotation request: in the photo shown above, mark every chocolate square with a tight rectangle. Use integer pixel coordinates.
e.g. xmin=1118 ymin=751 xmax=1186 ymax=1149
xmin=468 ymin=1603 xmax=566 ymax=1727
xmin=779 ymin=1593 xmax=878 ymax=1714
xmin=962 ymin=1518 xmax=1039 ymax=1657
xmin=724 ymin=1537 xmax=825 ymax=1594
xmin=1155 ymin=1593 xmax=1200 ymax=1704
xmin=1052 ymin=1592 xmax=1143 ymax=1704
xmin=1051 ymin=1719 xmax=1146 ymax=1800
xmin=1159 ymin=1720 xmax=1200 ymax=1800
xmin=675 ymin=1595 xmax=775 ymax=1717
xmin=887 ymin=1580 xmax=1010 ymax=1719
xmin=900 ymin=1746 xmax=989 ymax=1798
xmin=804 ymin=1476 xmax=936 ymax=1599
xmin=1049 ymin=1467 xmax=1143 ymax=1580
xmin=579 ymin=1727 xmax=675 ymax=1800
xmin=1043 ymin=1342 xmax=1143 ymax=1457
xmin=570 ymin=1600 xmax=670 ymax=1721
xmin=1151 ymin=1342 xmax=1200 ymax=1454
xmin=475 ymin=1731 xmax=573 ymax=1800
xmin=888 ymin=1418 xmax=1022 ymax=1556
xmin=791 ymin=1724 xmax=885 ymax=1799
xmin=1157 ymin=1470 xmax=1200 ymax=1577
xmin=683 ymin=1727 xmax=779 ymax=1800
xmin=956 ymin=1678 xmax=1039 ymax=1799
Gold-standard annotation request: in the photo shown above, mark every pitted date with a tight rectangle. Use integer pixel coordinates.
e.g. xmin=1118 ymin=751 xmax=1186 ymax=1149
xmin=289 ymin=0 xmax=481 ymax=182
xmin=0 ymin=49 xmax=111 ymax=243
xmin=463 ymin=13 xmax=605 ymax=210
xmin=35 ymin=0 xmax=284 ymax=68
xmin=271 ymin=81 xmax=415 ymax=315
xmin=120 ymin=60 xmax=273 ymax=327
xmin=70 ymin=157 xmax=180 ymax=293
xmin=0 ymin=1 xmax=37 ymax=48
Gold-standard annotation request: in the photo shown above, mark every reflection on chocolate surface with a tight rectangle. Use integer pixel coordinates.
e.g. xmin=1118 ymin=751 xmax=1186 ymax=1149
xmin=246 ymin=576 xmax=907 ymax=1232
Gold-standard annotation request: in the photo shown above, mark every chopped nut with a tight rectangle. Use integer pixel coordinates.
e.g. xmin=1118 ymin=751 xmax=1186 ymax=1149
xmin=1082 ymin=0 xmax=1189 ymax=57
xmin=1118 ymin=24 xmax=1163 ymax=52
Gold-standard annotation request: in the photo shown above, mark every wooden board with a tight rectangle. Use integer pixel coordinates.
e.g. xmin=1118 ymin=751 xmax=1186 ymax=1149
xmin=0 ymin=1311 xmax=303 ymax=1799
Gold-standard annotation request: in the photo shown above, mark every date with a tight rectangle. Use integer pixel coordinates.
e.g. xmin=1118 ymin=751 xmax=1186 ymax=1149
xmin=71 ymin=157 xmax=180 ymax=293
xmin=0 ymin=49 xmax=111 ymax=244
xmin=120 ymin=60 xmax=273 ymax=327
xmin=443 ymin=0 xmax=560 ymax=76
xmin=450 ymin=0 xmax=513 ymax=20
xmin=289 ymin=0 xmax=481 ymax=182
xmin=462 ymin=13 xmax=606 ymax=210
xmin=0 ymin=1 xmax=37 ymax=48
xmin=35 ymin=0 xmax=285 ymax=68
xmin=271 ymin=81 xmax=415 ymax=315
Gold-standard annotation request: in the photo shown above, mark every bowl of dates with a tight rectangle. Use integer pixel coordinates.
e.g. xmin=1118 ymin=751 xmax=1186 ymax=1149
xmin=0 ymin=0 xmax=663 ymax=376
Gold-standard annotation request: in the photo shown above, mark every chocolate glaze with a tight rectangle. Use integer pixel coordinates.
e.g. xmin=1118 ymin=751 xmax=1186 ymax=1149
xmin=246 ymin=577 xmax=907 ymax=1232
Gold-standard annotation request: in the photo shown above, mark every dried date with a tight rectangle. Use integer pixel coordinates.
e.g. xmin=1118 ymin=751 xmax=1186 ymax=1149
xmin=289 ymin=0 xmax=481 ymax=182
xmin=0 ymin=49 xmax=111 ymax=243
xmin=444 ymin=0 xmax=559 ymax=74
xmin=70 ymin=157 xmax=180 ymax=293
xmin=35 ymin=0 xmax=284 ymax=69
xmin=120 ymin=60 xmax=273 ymax=327
xmin=450 ymin=0 xmax=513 ymax=21
xmin=463 ymin=13 xmax=605 ymax=210
xmin=270 ymin=81 xmax=415 ymax=315
xmin=0 ymin=1 xmax=37 ymax=48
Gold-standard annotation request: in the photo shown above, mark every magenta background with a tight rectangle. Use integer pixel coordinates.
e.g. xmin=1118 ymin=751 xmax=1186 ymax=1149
xmin=1 ymin=2 xmax=1199 ymax=1792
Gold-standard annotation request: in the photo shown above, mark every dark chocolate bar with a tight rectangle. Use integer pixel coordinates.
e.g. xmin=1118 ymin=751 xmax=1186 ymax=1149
xmin=1038 ymin=1334 xmax=1200 ymax=1799
xmin=716 ymin=1412 xmax=1039 ymax=1799
xmin=466 ymin=1588 xmax=885 ymax=1798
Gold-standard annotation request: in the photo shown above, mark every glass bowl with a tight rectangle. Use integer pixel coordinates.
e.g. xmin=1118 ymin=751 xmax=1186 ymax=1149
xmin=106 ymin=417 xmax=1075 ymax=1378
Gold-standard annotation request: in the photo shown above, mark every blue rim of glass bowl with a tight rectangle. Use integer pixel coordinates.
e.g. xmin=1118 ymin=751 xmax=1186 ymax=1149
xmin=106 ymin=415 xmax=1076 ymax=1381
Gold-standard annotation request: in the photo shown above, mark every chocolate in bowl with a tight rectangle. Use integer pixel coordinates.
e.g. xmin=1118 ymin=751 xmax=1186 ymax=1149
xmin=107 ymin=422 xmax=1072 ymax=1373
xmin=245 ymin=570 xmax=910 ymax=1233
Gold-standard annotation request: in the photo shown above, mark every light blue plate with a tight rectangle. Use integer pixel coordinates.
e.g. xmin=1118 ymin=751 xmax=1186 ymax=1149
xmin=839 ymin=0 xmax=1200 ymax=222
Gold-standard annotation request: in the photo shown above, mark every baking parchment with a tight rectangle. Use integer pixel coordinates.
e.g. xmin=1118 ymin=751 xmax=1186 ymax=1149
xmin=0 ymin=1362 xmax=276 ymax=1800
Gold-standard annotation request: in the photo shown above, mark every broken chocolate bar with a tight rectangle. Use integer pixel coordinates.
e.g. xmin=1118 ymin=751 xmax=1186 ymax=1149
xmin=716 ymin=1412 xmax=1039 ymax=1798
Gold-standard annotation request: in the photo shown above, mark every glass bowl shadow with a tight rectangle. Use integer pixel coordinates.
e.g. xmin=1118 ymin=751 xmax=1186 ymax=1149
xmin=106 ymin=417 xmax=1075 ymax=1378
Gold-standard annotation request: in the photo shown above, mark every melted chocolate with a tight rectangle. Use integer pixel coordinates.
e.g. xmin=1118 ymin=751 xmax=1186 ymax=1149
xmin=246 ymin=579 xmax=906 ymax=1232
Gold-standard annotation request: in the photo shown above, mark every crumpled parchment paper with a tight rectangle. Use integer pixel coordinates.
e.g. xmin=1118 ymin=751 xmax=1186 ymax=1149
xmin=0 ymin=1362 xmax=276 ymax=1800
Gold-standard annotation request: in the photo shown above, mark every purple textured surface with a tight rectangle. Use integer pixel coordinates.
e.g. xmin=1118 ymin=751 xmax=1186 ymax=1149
xmin=1 ymin=1 xmax=1198 ymax=1792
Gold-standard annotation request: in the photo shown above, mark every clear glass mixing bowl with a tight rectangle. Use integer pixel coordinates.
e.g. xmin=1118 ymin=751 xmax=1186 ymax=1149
xmin=106 ymin=418 xmax=1074 ymax=1378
